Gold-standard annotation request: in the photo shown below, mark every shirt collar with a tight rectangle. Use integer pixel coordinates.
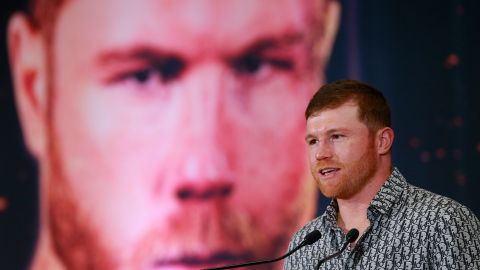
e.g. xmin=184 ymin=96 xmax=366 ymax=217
xmin=368 ymin=167 xmax=408 ymax=216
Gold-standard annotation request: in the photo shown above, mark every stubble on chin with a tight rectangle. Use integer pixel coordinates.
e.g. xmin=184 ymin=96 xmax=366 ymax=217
xmin=128 ymin=187 xmax=309 ymax=269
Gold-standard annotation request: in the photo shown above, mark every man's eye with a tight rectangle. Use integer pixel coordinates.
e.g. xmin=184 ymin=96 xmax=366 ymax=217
xmin=308 ymin=139 xmax=318 ymax=145
xmin=331 ymin=134 xmax=344 ymax=141
xmin=130 ymin=68 xmax=154 ymax=83
xmin=117 ymin=57 xmax=185 ymax=85
xmin=158 ymin=57 xmax=185 ymax=82
xmin=232 ymin=54 xmax=263 ymax=74
xmin=231 ymin=54 xmax=292 ymax=75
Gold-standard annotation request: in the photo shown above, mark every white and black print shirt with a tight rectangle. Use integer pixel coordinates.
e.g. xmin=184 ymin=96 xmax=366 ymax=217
xmin=284 ymin=167 xmax=480 ymax=269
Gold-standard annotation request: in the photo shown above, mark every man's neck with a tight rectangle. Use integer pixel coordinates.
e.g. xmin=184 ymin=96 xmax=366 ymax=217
xmin=336 ymin=198 xmax=370 ymax=238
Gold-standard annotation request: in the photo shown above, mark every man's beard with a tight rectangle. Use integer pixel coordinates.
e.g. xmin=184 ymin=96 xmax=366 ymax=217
xmin=314 ymin=139 xmax=378 ymax=200
xmin=46 ymin=134 xmax=116 ymax=269
xmin=45 ymin=134 xmax=304 ymax=270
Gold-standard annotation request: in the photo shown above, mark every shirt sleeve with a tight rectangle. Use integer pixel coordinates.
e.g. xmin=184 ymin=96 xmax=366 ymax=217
xmin=429 ymin=204 xmax=480 ymax=269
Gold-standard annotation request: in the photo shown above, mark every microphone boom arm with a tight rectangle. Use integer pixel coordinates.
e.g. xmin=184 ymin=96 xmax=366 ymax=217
xmin=203 ymin=244 xmax=304 ymax=270
xmin=315 ymin=228 xmax=359 ymax=270
xmin=315 ymin=241 xmax=349 ymax=270
xmin=203 ymin=230 xmax=321 ymax=270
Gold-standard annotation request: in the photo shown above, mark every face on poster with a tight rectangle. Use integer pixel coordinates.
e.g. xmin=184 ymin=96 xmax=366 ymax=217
xmin=7 ymin=0 xmax=340 ymax=269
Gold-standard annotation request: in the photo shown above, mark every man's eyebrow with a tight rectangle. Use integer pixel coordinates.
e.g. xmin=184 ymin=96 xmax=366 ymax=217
xmin=96 ymin=45 xmax=180 ymax=65
xmin=304 ymin=128 xmax=351 ymax=141
xmin=304 ymin=133 xmax=316 ymax=141
xmin=94 ymin=33 xmax=305 ymax=66
xmin=326 ymin=128 xmax=350 ymax=135
xmin=233 ymin=33 xmax=305 ymax=55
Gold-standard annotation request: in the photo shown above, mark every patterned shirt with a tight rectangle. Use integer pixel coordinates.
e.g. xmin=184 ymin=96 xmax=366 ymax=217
xmin=284 ymin=167 xmax=480 ymax=269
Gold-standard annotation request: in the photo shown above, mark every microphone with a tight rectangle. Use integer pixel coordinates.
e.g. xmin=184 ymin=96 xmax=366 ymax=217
xmin=203 ymin=230 xmax=321 ymax=270
xmin=315 ymin=228 xmax=359 ymax=270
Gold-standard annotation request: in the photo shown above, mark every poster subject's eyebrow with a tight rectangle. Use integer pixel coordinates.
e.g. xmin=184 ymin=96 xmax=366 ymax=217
xmin=96 ymin=45 xmax=180 ymax=65
xmin=236 ymin=33 xmax=305 ymax=54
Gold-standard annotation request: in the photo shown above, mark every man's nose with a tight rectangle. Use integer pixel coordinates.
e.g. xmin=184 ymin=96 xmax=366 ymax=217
xmin=174 ymin=62 xmax=235 ymax=202
xmin=315 ymin=141 xmax=333 ymax=161
xmin=174 ymin=149 xmax=235 ymax=202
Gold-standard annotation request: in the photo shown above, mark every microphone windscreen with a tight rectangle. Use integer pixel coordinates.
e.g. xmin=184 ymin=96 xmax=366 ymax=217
xmin=303 ymin=230 xmax=321 ymax=245
xmin=345 ymin=228 xmax=359 ymax=243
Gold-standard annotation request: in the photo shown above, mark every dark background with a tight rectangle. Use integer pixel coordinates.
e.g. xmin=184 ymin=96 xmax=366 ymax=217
xmin=1 ymin=0 xmax=480 ymax=269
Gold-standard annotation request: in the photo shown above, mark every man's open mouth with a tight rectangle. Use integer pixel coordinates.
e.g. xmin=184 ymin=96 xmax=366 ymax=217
xmin=319 ymin=167 xmax=340 ymax=177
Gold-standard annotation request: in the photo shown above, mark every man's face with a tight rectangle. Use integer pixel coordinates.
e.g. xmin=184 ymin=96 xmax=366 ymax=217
xmin=28 ymin=0 xmax=335 ymax=269
xmin=305 ymin=102 xmax=378 ymax=199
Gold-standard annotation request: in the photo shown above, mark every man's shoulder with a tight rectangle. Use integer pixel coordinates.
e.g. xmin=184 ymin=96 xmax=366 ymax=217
xmin=399 ymin=183 xmax=479 ymax=226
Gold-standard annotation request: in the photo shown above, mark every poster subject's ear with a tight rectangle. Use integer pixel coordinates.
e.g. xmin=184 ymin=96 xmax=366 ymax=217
xmin=8 ymin=13 xmax=49 ymax=158
xmin=315 ymin=0 xmax=341 ymax=68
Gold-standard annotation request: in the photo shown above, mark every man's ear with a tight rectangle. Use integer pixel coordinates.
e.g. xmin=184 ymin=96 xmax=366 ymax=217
xmin=376 ymin=127 xmax=394 ymax=155
xmin=8 ymin=13 xmax=49 ymax=158
xmin=315 ymin=0 xmax=341 ymax=69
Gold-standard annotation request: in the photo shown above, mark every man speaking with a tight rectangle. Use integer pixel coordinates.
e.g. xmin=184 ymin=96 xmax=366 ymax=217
xmin=285 ymin=80 xmax=480 ymax=269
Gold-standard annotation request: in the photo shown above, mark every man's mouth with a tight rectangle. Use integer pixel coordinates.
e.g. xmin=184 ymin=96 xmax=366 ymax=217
xmin=319 ymin=167 xmax=340 ymax=177
xmin=151 ymin=251 xmax=253 ymax=269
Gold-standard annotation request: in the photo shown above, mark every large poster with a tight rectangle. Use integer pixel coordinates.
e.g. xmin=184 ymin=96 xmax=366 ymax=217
xmin=2 ymin=0 xmax=339 ymax=269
